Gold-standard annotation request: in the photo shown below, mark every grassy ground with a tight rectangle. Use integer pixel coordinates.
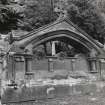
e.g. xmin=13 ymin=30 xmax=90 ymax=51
xmin=6 ymin=94 xmax=105 ymax=105
xmin=3 ymin=81 xmax=105 ymax=105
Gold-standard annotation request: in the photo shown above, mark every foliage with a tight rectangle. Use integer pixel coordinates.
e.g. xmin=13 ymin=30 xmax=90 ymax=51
xmin=66 ymin=0 xmax=105 ymax=44
xmin=94 ymin=0 xmax=105 ymax=13
xmin=0 ymin=6 xmax=22 ymax=33
xmin=22 ymin=0 xmax=58 ymax=31
xmin=0 ymin=0 xmax=23 ymax=33
xmin=0 ymin=0 xmax=8 ymax=5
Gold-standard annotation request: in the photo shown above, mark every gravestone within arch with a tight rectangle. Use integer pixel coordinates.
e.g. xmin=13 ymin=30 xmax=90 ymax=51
xmin=9 ymin=16 xmax=105 ymax=74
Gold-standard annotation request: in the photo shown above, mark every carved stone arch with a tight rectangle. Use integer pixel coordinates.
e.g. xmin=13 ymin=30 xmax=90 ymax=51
xmin=23 ymin=30 xmax=102 ymax=55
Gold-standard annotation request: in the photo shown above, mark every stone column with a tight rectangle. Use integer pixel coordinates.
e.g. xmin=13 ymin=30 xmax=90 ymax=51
xmin=89 ymin=49 xmax=97 ymax=71
xmin=52 ymin=41 xmax=56 ymax=56
xmin=91 ymin=60 xmax=97 ymax=71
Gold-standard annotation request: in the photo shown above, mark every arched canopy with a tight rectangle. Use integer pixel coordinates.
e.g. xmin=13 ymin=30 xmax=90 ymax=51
xmin=12 ymin=16 xmax=104 ymax=56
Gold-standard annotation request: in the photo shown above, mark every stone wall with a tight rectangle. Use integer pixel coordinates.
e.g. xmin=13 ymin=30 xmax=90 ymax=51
xmin=14 ymin=55 xmax=89 ymax=82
